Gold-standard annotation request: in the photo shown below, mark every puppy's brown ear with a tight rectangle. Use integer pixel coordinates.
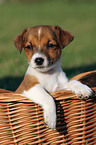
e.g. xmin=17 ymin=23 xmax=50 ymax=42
xmin=14 ymin=28 xmax=28 ymax=53
xmin=53 ymin=26 xmax=74 ymax=49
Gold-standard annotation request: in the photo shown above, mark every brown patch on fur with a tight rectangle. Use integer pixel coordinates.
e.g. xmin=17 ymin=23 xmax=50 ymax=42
xmin=24 ymin=48 xmax=34 ymax=62
xmin=15 ymin=74 xmax=39 ymax=94
xmin=14 ymin=25 xmax=74 ymax=64
xmin=52 ymin=26 xmax=74 ymax=49
xmin=24 ymin=32 xmax=39 ymax=62
xmin=23 ymin=26 xmax=62 ymax=64
xmin=14 ymin=28 xmax=30 ymax=53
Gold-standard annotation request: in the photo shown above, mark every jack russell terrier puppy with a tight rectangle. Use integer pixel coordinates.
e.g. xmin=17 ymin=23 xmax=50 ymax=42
xmin=14 ymin=25 xmax=93 ymax=130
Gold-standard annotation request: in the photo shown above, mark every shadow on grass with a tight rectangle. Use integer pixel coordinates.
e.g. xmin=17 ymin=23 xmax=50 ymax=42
xmin=0 ymin=63 xmax=95 ymax=92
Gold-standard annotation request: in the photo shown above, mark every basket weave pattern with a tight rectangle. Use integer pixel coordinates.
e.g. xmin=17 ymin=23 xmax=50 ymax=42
xmin=0 ymin=71 xmax=96 ymax=145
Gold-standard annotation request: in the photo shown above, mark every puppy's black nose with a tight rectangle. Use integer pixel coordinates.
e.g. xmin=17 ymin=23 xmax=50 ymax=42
xmin=35 ymin=57 xmax=44 ymax=65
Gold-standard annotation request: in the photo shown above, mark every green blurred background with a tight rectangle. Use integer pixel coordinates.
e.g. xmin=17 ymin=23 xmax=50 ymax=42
xmin=0 ymin=0 xmax=96 ymax=91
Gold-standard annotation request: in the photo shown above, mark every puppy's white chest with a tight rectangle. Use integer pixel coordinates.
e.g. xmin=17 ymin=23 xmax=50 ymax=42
xmin=26 ymin=66 xmax=67 ymax=93
xmin=39 ymin=73 xmax=59 ymax=92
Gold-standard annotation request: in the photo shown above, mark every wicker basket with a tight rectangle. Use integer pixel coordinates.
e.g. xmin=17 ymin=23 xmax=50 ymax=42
xmin=0 ymin=71 xmax=96 ymax=145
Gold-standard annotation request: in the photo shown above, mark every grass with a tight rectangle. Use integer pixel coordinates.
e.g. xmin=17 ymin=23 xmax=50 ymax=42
xmin=0 ymin=0 xmax=96 ymax=91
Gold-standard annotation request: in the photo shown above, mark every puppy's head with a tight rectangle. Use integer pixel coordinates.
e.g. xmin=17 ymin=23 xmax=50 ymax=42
xmin=14 ymin=25 xmax=74 ymax=72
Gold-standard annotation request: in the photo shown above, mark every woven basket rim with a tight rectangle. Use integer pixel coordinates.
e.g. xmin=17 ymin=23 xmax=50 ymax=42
xmin=0 ymin=87 xmax=95 ymax=103
xmin=0 ymin=70 xmax=96 ymax=103
xmin=70 ymin=70 xmax=96 ymax=81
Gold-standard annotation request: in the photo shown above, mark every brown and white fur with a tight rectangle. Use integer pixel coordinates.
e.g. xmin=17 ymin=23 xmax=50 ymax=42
xmin=14 ymin=25 xmax=93 ymax=130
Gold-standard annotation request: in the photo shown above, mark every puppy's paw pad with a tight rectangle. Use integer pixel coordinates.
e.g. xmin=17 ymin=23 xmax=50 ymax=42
xmin=78 ymin=94 xmax=90 ymax=99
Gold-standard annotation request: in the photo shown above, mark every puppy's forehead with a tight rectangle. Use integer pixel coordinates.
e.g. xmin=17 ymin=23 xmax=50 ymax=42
xmin=27 ymin=26 xmax=57 ymax=42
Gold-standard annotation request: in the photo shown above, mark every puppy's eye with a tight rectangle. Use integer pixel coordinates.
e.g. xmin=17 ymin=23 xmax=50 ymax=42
xmin=26 ymin=45 xmax=33 ymax=50
xmin=47 ymin=43 xmax=56 ymax=48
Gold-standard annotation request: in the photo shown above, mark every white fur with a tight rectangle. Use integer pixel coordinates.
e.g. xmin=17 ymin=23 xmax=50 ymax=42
xmin=38 ymin=28 xmax=41 ymax=49
xmin=24 ymin=58 xmax=93 ymax=129
xmin=23 ymin=84 xmax=56 ymax=129
xmin=27 ymin=59 xmax=68 ymax=92
xmin=38 ymin=28 xmax=41 ymax=39
xmin=67 ymin=80 xmax=93 ymax=98
xmin=27 ymin=58 xmax=93 ymax=96
xmin=30 ymin=52 xmax=48 ymax=70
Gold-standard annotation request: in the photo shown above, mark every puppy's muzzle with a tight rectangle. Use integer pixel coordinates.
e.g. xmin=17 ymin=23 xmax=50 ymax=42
xmin=30 ymin=52 xmax=49 ymax=70
xmin=35 ymin=57 xmax=44 ymax=66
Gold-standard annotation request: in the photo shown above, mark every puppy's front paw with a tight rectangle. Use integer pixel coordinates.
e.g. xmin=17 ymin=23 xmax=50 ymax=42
xmin=68 ymin=80 xmax=94 ymax=99
xmin=43 ymin=103 xmax=56 ymax=130
xmin=75 ymin=85 xmax=93 ymax=99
